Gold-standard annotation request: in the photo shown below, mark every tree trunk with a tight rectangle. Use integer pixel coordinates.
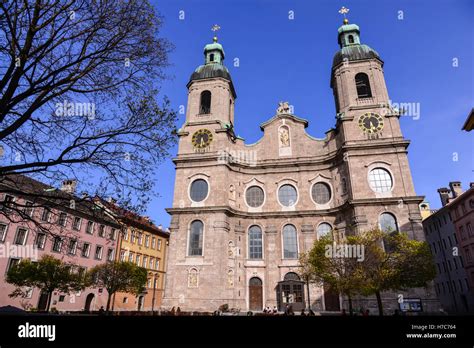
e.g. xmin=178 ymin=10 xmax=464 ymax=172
xmin=348 ymin=294 xmax=353 ymax=316
xmin=375 ymin=290 xmax=384 ymax=316
xmin=306 ymin=279 xmax=311 ymax=311
xmin=106 ymin=292 xmax=113 ymax=312
xmin=46 ymin=291 xmax=53 ymax=312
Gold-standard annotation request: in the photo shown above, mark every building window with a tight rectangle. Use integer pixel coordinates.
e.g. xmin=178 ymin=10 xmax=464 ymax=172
xmin=95 ymin=246 xmax=103 ymax=260
xmin=52 ymin=237 xmax=62 ymax=252
xmin=156 ymin=259 xmax=160 ymax=270
xmin=278 ymin=184 xmax=298 ymax=207
xmin=143 ymin=256 xmax=148 ymax=268
xmin=128 ymin=252 xmax=134 ymax=262
xmin=35 ymin=232 xmax=46 ymax=249
xmin=312 ymin=182 xmax=331 ymax=204
xmin=188 ymin=220 xmax=203 ymax=256
xmin=248 ymin=225 xmax=263 ymax=259
xmin=151 ymin=237 xmax=156 ymax=249
xmin=190 ymin=179 xmax=208 ymax=202
xmin=209 ymin=53 xmax=215 ymax=62
xmin=245 ymin=186 xmax=265 ymax=208
xmin=73 ymin=217 xmax=81 ymax=231
xmin=123 ymin=297 xmax=128 ymax=304
xmin=136 ymin=254 xmax=141 ymax=266
xmin=0 ymin=223 xmax=8 ymax=242
xmin=14 ymin=228 xmax=28 ymax=245
xmin=82 ymin=243 xmax=91 ymax=257
xmin=130 ymin=230 xmax=136 ymax=243
xmin=379 ymin=213 xmax=398 ymax=233
xmin=123 ymin=230 xmax=128 ymax=241
xmin=2 ymin=194 xmax=14 ymax=211
xmin=158 ymin=239 xmax=162 ymax=251
xmin=120 ymin=250 xmax=126 ymax=262
xmin=355 ymin=72 xmax=372 ymax=98
xmin=368 ymin=168 xmax=393 ymax=193
xmin=109 ymin=228 xmax=117 ymax=240
xmin=98 ymin=225 xmax=105 ymax=238
xmin=149 ymin=257 xmax=154 ymax=269
xmin=199 ymin=90 xmax=211 ymax=114
xmin=67 ymin=239 xmax=77 ymax=255
xmin=58 ymin=212 xmax=67 ymax=227
xmin=467 ymin=223 xmax=473 ymax=237
xmin=138 ymin=232 xmax=143 ymax=245
xmin=145 ymin=235 xmax=150 ymax=248
xmin=348 ymin=34 xmax=354 ymax=44
xmin=59 ymin=295 xmax=66 ymax=302
xmin=107 ymin=248 xmax=114 ymax=262
xmin=86 ymin=221 xmax=94 ymax=234
xmin=41 ymin=208 xmax=51 ymax=222
xmin=317 ymin=223 xmax=332 ymax=239
xmin=7 ymin=258 xmax=21 ymax=272
xmin=283 ymin=224 xmax=298 ymax=259
xmin=23 ymin=201 xmax=34 ymax=217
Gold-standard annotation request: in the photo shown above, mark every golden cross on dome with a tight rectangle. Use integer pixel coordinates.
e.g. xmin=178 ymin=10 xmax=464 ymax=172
xmin=211 ymin=24 xmax=221 ymax=42
xmin=338 ymin=6 xmax=350 ymax=24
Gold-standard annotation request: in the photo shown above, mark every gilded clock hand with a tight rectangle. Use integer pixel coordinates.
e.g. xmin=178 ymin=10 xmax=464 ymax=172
xmin=200 ymin=138 xmax=205 ymax=146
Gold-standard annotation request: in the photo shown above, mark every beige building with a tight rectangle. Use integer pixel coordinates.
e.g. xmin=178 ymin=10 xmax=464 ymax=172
xmin=163 ymin=20 xmax=439 ymax=313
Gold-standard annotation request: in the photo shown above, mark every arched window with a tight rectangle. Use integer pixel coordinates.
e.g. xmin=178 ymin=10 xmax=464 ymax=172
xmin=379 ymin=213 xmax=398 ymax=233
xmin=283 ymin=224 xmax=298 ymax=259
xmin=317 ymin=223 xmax=333 ymax=239
xmin=348 ymin=35 xmax=354 ymax=44
xmin=248 ymin=225 xmax=263 ymax=259
xmin=355 ymin=73 xmax=372 ymax=98
xmin=379 ymin=213 xmax=398 ymax=252
xmin=200 ymin=90 xmax=211 ymax=114
xmin=284 ymin=272 xmax=301 ymax=281
xmin=188 ymin=220 xmax=203 ymax=256
xmin=249 ymin=277 xmax=262 ymax=286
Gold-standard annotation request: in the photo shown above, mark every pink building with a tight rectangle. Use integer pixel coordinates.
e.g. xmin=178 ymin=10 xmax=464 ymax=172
xmin=0 ymin=174 xmax=121 ymax=312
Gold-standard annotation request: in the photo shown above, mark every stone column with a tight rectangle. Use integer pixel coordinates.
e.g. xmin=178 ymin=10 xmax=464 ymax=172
xmin=264 ymin=224 xmax=278 ymax=308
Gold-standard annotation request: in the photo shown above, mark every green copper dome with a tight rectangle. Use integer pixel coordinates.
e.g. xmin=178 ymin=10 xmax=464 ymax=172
xmin=332 ymin=44 xmax=381 ymax=67
xmin=337 ymin=23 xmax=360 ymax=34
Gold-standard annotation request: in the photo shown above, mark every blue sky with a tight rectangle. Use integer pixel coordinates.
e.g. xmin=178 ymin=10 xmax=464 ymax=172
xmin=148 ymin=0 xmax=473 ymax=226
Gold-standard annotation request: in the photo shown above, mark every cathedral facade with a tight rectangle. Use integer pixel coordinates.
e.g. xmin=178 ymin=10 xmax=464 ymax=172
xmin=162 ymin=20 xmax=438 ymax=313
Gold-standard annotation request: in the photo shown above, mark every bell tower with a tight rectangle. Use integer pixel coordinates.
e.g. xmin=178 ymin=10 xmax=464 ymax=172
xmin=184 ymin=29 xmax=236 ymax=126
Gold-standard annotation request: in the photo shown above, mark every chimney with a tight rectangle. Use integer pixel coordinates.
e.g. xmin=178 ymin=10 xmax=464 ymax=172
xmin=449 ymin=181 xmax=462 ymax=198
xmin=61 ymin=179 xmax=77 ymax=194
xmin=437 ymin=188 xmax=451 ymax=207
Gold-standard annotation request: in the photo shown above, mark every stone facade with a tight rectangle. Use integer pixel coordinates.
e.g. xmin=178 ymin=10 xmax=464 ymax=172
xmin=163 ymin=22 xmax=439 ymax=313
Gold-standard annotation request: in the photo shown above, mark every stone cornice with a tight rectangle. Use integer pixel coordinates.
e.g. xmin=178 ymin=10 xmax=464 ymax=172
xmin=165 ymin=196 xmax=424 ymax=218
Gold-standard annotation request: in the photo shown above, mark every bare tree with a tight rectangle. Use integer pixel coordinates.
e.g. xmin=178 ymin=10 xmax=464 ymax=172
xmin=0 ymin=0 xmax=178 ymax=218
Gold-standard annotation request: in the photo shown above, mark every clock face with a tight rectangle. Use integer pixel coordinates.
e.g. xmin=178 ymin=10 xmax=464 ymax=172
xmin=192 ymin=129 xmax=213 ymax=149
xmin=358 ymin=112 xmax=384 ymax=134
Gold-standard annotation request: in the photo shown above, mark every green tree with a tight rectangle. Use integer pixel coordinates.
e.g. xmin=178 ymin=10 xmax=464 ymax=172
xmin=351 ymin=228 xmax=436 ymax=316
xmin=87 ymin=261 xmax=147 ymax=312
xmin=302 ymin=235 xmax=365 ymax=315
xmin=6 ymin=255 xmax=86 ymax=312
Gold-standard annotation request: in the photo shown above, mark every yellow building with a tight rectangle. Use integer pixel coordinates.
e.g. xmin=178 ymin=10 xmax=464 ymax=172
xmin=99 ymin=200 xmax=169 ymax=311
xmin=419 ymin=201 xmax=433 ymax=220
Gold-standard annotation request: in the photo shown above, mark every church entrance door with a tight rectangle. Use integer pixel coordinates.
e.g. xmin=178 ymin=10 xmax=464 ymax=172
xmin=249 ymin=277 xmax=263 ymax=311
xmin=323 ymin=284 xmax=340 ymax=311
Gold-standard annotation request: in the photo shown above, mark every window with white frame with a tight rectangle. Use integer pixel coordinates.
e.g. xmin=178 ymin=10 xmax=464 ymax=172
xmin=155 ymin=259 xmax=160 ymax=270
xmin=151 ymin=236 xmax=156 ymax=249
xmin=245 ymin=186 xmax=265 ymax=207
xmin=98 ymin=224 xmax=105 ymax=237
xmin=190 ymin=179 xmax=208 ymax=202
xmin=138 ymin=232 xmax=143 ymax=245
xmin=158 ymin=239 xmax=162 ymax=251
xmin=109 ymin=228 xmax=117 ymax=240
xmin=35 ymin=232 xmax=46 ymax=249
xmin=145 ymin=235 xmax=150 ymax=248
xmin=82 ymin=243 xmax=91 ymax=257
xmin=23 ymin=201 xmax=34 ymax=217
xmin=52 ymin=237 xmax=62 ymax=252
xmin=107 ymin=248 xmax=114 ymax=261
xmin=128 ymin=252 xmax=134 ymax=262
xmin=86 ymin=221 xmax=94 ymax=234
xmin=149 ymin=257 xmax=154 ymax=269
xmin=7 ymin=258 xmax=20 ymax=272
xmin=143 ymin=256 xmax=148 ymax=268
xmin=14 ymin=228 xmax=28 ymax=245
xmin=68 ymin=239 xmax=77 ymax=255
xmin=72 ymin=217 xmax=81 ymax=230
xmin=136 ymin=254 xmax=141 ymax=265
xmin=120 ymin=249 xmax=126 ymax=262
xmin=58 ymin=212 xmax=67 ymax=227
xmin=278 ymin=184 xmax=298 ymax=207
xmin=95 ymin=246 xmax=103 ymax=260
xmin=41 ymin=208 xmax=51 ymax=222
xmin=0 ymin=223 xmax=8 ymax=242
xmin=317 ymin=223 xmax=333 ymax=239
